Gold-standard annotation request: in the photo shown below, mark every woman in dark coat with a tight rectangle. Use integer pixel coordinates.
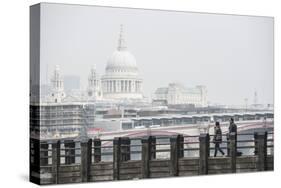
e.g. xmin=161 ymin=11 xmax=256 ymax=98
xmin=213 ymin=122 xmax=225 ymax=157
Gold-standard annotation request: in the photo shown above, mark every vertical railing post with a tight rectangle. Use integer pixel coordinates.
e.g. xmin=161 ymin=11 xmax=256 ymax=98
xmin=150 ymin=136 xmax=156 ymax=160
xmin=80 ymin=139 xmax=92 ymax=182
xmin=52 ymin=140 xmax=60 ymax=184
xmin=64 ymin=140 xmax=75 ymax=164
xmin=170 ymin=135 xmax=183 ymax=176
xmin=141 ymin=136 xmax=153 ymax=178
xmin=227 ymin=134 xmax=230 ymax=156
xmin=229 ymin=132 xmax=237 ymax=173
xmin=93 ymin=138 xmax=101 ymax=163
xmin=199 ymin=133 xmax=209 ymax=175
xmin=113 ymin=137 xmax=121 ymax=180
xmin=255 ymin=132 xmax=267 ymax=171
xmin=178 ymin=135 xmax=184 ymax=158
xmin=120 ymin=137 xmax=130 ymax=161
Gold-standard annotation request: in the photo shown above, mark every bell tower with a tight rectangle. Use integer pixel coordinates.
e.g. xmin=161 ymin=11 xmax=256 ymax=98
xmin=50 ymin=65 xmax=65 ymax=103
xmin=87 ymin=65 xmax=102 ymax=100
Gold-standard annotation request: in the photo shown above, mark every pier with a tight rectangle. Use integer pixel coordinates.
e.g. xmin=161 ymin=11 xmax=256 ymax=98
xmin=30 ymin=131 xmax=274 ymax=184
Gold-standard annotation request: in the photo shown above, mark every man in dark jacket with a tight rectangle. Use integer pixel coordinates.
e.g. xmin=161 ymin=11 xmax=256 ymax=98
xmin=229 ymin=118 xmax=237 ymax=134
xmin=213 ymin=122 xmax=225 ymax=157
xmin=227 ymin=118 xmax=238 ymax=156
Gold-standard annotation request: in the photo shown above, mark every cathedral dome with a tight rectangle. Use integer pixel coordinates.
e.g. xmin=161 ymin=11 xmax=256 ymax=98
xmin=101 ymin=25 xmax=143 ymax=100
xmin=105 ymin=25 xmax=138 ymax=72
xmin=106 ymin=50 xmax=137 ymax=71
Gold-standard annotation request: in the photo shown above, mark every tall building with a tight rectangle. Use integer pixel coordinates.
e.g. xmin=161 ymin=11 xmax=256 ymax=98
xmin=101 ymin=25 xmax=143 ymax=100
xmin=87 ymin=65 xmax=102 ymax=100
xmin=154 ymin=83 xmax=207 ymax=107
xmin=63 ymin=75 xmax=80 ymax=92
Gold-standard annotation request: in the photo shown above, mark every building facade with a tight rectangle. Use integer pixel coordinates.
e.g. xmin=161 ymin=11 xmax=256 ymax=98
xmin=154 ymin=83 xmax=207 ymax=107
xmin=30 ymin=103 xmax=95 ymax=139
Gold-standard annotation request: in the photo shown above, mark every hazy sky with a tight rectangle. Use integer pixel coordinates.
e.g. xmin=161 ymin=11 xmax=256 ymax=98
xmin=40 ymin=3 xmax=274 ymax=105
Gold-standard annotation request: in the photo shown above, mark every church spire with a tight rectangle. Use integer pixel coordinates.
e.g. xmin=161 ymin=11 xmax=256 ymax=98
xmin=117 ymin=24 xmax=127 ymax=51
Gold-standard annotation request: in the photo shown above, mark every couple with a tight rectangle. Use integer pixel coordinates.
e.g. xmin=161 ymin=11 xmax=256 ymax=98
xmin=213 ymin=118 xmax=237 ymax=157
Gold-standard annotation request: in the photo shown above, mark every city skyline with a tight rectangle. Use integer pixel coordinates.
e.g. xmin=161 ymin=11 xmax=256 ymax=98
xmin=40 ymin=3 xmax=274 ymax=106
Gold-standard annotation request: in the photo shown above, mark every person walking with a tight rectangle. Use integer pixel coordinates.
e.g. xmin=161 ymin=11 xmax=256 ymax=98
xmin=213 ymin=122 xmax=225 ymax=157
xmin=227 ymin=118 xmax=238 ymax=156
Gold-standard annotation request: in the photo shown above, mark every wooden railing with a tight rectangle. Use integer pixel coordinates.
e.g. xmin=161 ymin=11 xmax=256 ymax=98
xmin=30 ymin=131 xmax=274 ymax=185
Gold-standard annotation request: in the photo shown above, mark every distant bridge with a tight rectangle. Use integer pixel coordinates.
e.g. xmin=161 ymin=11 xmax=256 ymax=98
xmin=95 ymin=119 xmax=273 ymax=140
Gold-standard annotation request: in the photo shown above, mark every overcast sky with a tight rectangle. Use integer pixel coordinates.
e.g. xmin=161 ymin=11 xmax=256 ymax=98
xmin=40 ymin=3 xmax=274 ymax=105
